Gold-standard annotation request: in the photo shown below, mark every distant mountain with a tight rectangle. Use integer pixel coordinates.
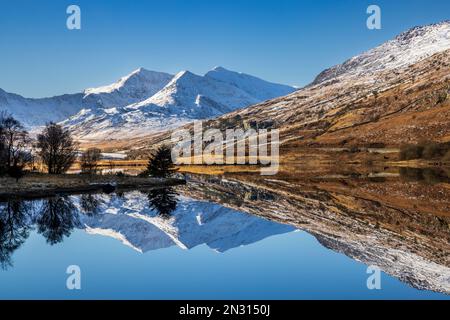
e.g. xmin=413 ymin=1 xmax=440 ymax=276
xmin=62 ymin=67 xmax=296 ymax=140
xmin=83 ymin=68 xmax=174 ymax=109
xmin=0 ymin=88 xmax=82 ymax=127
xmin=206 ymin=66 xmax=295 ymax=101
xmin=0 ymin=68 xmax=173 ymax=128
xmin=0 ymin=67 xmax=295 ymax=139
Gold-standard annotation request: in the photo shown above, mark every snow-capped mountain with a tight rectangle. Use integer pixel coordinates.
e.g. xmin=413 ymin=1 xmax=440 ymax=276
xmin=0 ymin=68 xmax=173 ymax=128
xmin=0 ymin=66 xmax=295 ymax=139
xmin=313 ymin=20 xmax=450 ymax=84
xmin=83 ymin=68 xmax=174 ymax=109
xmin=62 ymin=67 xmax=296 ymax=139
xmin=0 ymin=88 xmax=83 ymax=127
xmin=206 ymin=66 xmax=295 ymax=101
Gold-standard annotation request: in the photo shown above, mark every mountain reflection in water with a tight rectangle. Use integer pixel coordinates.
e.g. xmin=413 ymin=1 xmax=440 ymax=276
xmin=0 ymin=165 xmax=449 ymax=298
xmin=179 ymin=165 xmax=450 ymax=295
xmin=0 ymin=188 xmax=295 ymax=270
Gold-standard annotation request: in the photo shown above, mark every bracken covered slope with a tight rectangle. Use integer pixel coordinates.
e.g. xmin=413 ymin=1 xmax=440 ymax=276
xmin=131 ymin=22 xmax=450 ymax=155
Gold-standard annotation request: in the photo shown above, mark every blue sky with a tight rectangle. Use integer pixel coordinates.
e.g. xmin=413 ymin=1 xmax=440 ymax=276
xmin=1 ymin=0 xmax=449 ymax=97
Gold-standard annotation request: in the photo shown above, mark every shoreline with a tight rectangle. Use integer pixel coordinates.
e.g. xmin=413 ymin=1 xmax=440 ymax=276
xmin=0 ymin=173 xmax=186 ymax=200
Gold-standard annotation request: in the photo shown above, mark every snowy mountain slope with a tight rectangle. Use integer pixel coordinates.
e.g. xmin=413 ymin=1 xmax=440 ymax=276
xmin=0 ymin=88 xmax=83 ymax=127
xmin=130 ymin=70 xmax=261 ymax=117
xmin=158 ymin=20 xmax=450 ymax=155
xmin=83 ymin=68 xmax=174 ymax=109
xmin=62 ymin=67 xmax=297 ymax=139
xmin=0 ymin=68 xmax=174 ymax=128
xmin=115 ymin=20 xmax=450 ymax=154
xmin=206 ymin=66 xmax=295 ymax=101
xmin=313 ymin=21 xmax=450 ymax=85
xmin=0 ymin=66 xmax=294 ymax=138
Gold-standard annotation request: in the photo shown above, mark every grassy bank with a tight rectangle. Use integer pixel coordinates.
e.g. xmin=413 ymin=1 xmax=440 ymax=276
xmin=0 ymin=173 xmax=186 ymax=199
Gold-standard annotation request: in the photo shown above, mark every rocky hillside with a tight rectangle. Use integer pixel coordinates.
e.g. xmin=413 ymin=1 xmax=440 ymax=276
xmin=129 ymin=21 xmax=450 ymax=155
xmin=208 ymin=22 xmax=450 ymax=149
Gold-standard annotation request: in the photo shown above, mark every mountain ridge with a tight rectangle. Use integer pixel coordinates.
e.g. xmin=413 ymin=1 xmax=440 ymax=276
xmin=313 ymin=20 xmax=450 ymax=85
xmin=0 ymin=67 xmax=296 ymax=138
xmin=61 ymin=67 xmax=297 ymax=139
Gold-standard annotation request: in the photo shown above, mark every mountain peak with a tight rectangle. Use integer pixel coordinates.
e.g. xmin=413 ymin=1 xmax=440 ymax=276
xmin=171 ymin=70 xmax=201 ymax=84
xmin=134 ymin=66 xmax=147 ymax=73
xmin=74 ymin=68 xmax=176 ymax=113
xmin=84 ymin=68 xmax=173 ymax=96
xmin=212 ymin=66 xmax=229 ymax=72
xmin=63 ymin=66 xmax=296 ymax=139
xmin=395 ymin=20 xmax=450 ymax=43
xmin=313 ymin=20 xmax=450 ymax=85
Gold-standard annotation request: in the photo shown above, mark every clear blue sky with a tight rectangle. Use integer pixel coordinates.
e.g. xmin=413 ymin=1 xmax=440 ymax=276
xmin=1 ymin=0 xmax=449 ymax=98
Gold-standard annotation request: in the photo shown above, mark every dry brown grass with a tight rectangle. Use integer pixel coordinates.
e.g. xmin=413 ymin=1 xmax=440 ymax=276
xmin=0 ymin=173 xmax=184 ymax=197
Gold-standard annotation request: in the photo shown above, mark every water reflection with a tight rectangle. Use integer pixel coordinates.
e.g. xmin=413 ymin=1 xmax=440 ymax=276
xmin=0 ymin=199 xmax=31 ymax=269
xmin=147 ymin=187 xmax=178 ymax=219
xmin=35 ymin=196 xmax=80 ymax=245
xmin=399 ymin=167 xmax=450 ymax=184
xmin=0 ymin=188 xmax=294 ymax=270
xmin=80 ymin=194 xmax=101 ymax=216
xmin=0 ymin=168 xmax=449 ymax=297
xmin=182 ymin=172 xmax=450 ymax=295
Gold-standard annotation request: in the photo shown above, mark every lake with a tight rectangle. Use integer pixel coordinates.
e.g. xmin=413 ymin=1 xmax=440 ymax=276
xmin=0 ymin=168 xmax=449 ymax=299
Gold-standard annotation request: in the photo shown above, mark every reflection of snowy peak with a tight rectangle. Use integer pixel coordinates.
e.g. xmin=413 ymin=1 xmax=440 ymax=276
xmin=63 ymin=67 xmax=296 ymax=139
xmin=79 ymin=192 xmax=295 ymax=253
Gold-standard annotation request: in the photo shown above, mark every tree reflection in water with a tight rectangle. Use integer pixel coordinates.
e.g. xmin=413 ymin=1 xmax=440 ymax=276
xmin=147 ymin=188 xmax=178 ymax=219
xmin=80 ymin=194 xmax=101 ymax=216
xmin=36 ymin=196 xmax=80 ymax=245
xmin=0 ymin=199 xmax=31 ymax=269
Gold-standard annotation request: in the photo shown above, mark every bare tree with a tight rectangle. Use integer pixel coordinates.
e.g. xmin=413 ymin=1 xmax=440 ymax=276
xmin=0 ymin=199 xmax=32 ymax=269
xmin=80 ymin=148 xmax=102 ymax=174
xmin=0 ymin=121 xmax=6 ymax=175
xmin=37 ymin=123 xmax=78 ymax=174
xmin=0 ymin=112 xmax=31 ymax=179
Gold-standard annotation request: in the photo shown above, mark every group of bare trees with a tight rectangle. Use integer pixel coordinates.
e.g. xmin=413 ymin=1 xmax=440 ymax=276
xmin=1 ymin=111 xmax=104 ymax=180
xmin=0 ymin=112 xmax=32 ymax=180
xmin=36 ymin=123 xmax=78 ymax=174
xmin=2 ymin=111 xmax=179 ymax=180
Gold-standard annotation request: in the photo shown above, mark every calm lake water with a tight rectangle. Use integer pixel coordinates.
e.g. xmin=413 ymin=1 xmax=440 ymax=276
xmin=0 ymin=176 xmax=449 ymax=299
